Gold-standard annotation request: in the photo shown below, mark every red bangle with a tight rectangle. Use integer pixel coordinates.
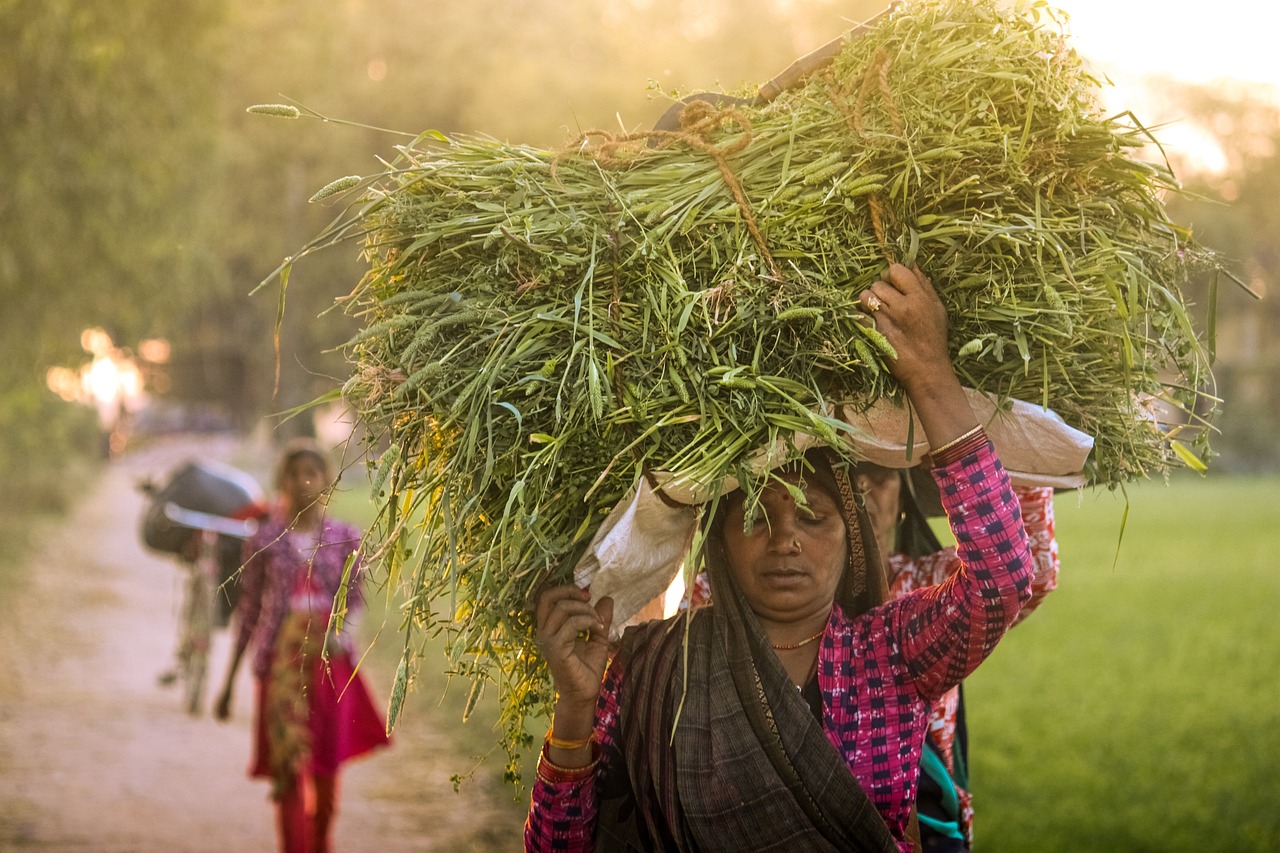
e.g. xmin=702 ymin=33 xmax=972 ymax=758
xmin=535 ymin=739 xmax=599 ymax=785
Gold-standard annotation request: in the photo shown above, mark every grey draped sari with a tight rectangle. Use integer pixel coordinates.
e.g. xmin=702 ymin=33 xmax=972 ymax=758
xmin=595 ymin=452 xmax=900 ymax=852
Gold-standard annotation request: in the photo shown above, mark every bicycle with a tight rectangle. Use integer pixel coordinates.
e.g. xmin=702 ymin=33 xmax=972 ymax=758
xmin=158 ymin=506 xmax=257 ymax=714
xmin=139 ymin=459 xmax=264 ymax=715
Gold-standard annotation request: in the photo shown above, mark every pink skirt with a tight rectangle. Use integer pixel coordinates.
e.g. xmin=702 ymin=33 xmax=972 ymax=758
xmin=251 ymin=651 xmax=389 ymax=779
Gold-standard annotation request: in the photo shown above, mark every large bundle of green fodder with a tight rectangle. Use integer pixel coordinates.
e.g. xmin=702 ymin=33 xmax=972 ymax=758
xmin=280 ymin=0 xmax=1219 ymax=770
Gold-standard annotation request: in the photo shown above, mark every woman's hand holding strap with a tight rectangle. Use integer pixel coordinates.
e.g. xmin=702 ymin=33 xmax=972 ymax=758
xmin=535 ymin=585 xmax=614 ymax=769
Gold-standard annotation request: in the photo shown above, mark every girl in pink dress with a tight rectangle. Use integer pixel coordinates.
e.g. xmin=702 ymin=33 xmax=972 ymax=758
xmin=216 ymin=440 xmax=388 ymax=853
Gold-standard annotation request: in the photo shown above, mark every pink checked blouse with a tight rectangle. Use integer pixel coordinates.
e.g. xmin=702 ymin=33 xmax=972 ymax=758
xmin=233 ymin=510 xmax=366 ymax=679
xmin=525 ymin=441 xmax=1035 ymax=852
xmin=887 ymin=484 xmax=1057 ymax=844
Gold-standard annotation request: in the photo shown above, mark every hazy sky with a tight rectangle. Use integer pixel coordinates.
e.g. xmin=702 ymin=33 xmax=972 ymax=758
xmin=1058 ymin=0 xmax=1280 ymax=86
xmin=1050 ymin=0 xmax=1279 ymax=172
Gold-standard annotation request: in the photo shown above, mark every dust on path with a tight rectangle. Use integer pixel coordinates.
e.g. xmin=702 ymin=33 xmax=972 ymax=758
xmin=0 ymin=435 xmax=526 ymax=852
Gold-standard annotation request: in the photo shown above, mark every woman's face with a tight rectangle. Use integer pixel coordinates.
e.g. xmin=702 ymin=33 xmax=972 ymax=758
xmin=854 ymin=465 xmax=902 ymax=559
xmin=280 ymin=453 xmax=329 ymax=512
xmin=721 ymin=472 xmax=848 ymax=627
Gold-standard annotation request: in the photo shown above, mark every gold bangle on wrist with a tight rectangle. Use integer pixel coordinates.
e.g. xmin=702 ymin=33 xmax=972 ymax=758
xmin=929 ymin=424 xmax=983 ymax=459
xmin=537 ymin=737 xmax=600 ymax=783
xmin=546 ymin=729 xmax=594 ymax=751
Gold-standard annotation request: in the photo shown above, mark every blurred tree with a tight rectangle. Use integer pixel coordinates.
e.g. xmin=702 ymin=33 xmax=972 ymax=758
xmin=0 ymin=0 xmax=226 ymax=498
xmin=0 ymin=0 xmax=225 ymax=365
xmin=0 ymin=0 xmax=889 ymax=491
xmin=1158 ymin=82 xmax=1280 ymax=471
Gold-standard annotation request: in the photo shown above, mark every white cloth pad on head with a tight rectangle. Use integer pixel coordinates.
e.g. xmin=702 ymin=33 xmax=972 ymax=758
xmin=575 ymin=389 xmax=1094 ymax=635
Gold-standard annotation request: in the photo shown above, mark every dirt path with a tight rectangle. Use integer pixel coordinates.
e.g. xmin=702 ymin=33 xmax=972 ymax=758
xmin=0 ymin=435 xmax=524 ymax=852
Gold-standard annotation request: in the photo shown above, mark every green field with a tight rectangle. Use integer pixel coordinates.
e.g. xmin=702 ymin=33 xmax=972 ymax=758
xmin=332 ymin=473 xmax=1280 ymax=850
xmin=965 ymin=475 xmax=1280 ymax=852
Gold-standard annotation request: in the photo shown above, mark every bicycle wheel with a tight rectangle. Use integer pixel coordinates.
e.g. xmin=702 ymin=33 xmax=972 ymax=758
xmin=179 ymin=532 xmax=218 ymax=715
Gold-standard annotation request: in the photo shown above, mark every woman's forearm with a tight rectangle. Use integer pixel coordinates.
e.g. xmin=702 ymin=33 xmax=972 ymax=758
xmin=524 ymin=661 xmax=625 ymax=853
xmin=902 ymin=369 xmax=979 ymax=455
xmin=548 ymin=697 xmax=598 ymax=768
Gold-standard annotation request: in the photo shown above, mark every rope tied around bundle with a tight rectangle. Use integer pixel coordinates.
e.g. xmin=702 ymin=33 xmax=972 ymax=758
xmin=559 ymin=101 xmax=782 ymax=282
xmin=824 ymin=47 xmax=903 ymax=262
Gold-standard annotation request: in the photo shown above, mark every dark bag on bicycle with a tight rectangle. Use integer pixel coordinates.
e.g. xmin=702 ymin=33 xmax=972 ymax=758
xmin=140 ymin=459 xmax=264 ymax=556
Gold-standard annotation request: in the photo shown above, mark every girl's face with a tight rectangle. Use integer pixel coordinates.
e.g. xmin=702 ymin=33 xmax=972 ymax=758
xmin=721 ymin=472 xmax=848 ymax=629
xmin=280 ymin=454 xmax=329 ymax=513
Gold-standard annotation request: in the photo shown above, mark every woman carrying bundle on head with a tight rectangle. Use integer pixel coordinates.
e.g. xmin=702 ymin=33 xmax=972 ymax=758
xmin=525 ymin=263 xmax=1039 ymax=852
xmin=680 ymin=460 xmax=1060 ymax=852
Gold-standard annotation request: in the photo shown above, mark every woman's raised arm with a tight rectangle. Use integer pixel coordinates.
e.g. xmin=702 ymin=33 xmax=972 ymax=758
xmin=859 ymin=263 xmax=979 ymax=452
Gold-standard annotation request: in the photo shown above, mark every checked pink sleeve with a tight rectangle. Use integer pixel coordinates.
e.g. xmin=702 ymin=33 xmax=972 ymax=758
xmin=884 ymin=441 xmax=1036 ymax=702
xmin=1010 ymin=486 xmax=1057 ymax=626
xmin=523 ymin=659 xmax=624 ymax=852
xmin=889 ymin=485 xmax=1057 ymax=626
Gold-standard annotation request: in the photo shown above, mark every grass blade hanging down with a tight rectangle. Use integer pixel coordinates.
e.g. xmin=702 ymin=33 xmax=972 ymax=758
xmin=269 ymin=0 xmax=1223 ymax=773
